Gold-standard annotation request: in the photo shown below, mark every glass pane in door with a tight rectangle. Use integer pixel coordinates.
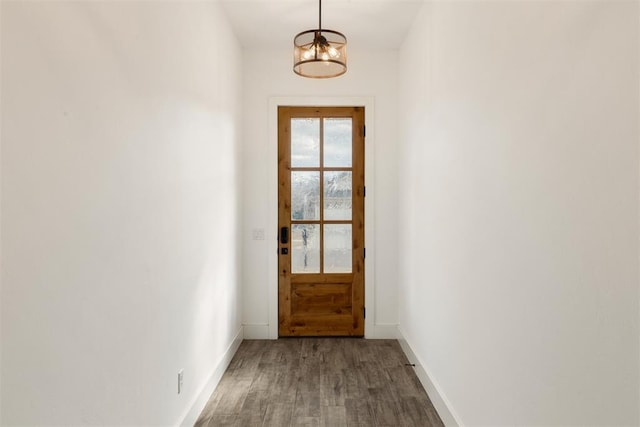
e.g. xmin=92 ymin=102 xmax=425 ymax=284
xmin=324 ymin=118 xmax=352 ymax=167
xmin=291 ymin=118 xmax=320 ymax=167
xmin=292 ymin=224 xmax=320 ymax=273
xmin=324 ymin=224 xmax=352 ymax=273
xmin=324 ymin=171 xmax=352 ymax=220
xmin=291 ymin=172 xmax=320 ymax=220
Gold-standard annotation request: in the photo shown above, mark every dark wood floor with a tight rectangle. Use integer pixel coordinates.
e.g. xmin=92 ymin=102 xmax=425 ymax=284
xmin=195 ymin=338 xmax=444 ymax=427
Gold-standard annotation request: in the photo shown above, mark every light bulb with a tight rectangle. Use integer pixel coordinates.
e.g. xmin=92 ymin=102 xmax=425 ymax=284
xmin=302 ymin=48 xmax=314 ymax=60
xmin=328 ymin=46 xmax=340 ymax=58
xmin=321 ymin=52 xmax=329 ymax=60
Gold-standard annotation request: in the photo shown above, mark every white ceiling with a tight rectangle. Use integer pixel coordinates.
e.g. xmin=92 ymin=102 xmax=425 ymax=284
xmin=219 ymin=0 xmax=425 ymax=50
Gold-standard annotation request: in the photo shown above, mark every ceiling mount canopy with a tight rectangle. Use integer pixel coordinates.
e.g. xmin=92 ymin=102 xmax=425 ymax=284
xmin=293 ymin=0 xmax=347 ymax=79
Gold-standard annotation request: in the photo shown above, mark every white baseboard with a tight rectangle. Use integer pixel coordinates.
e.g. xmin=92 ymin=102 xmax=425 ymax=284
xmin=242 ymin=324 xmax=271 ymax=339
xmin=370 ymin=323 xmax=399 ymax=339
xmin=396 ymin=328 xmax=462 ymax=427
xmin=179 ymin=327 xmax=244 ymax=427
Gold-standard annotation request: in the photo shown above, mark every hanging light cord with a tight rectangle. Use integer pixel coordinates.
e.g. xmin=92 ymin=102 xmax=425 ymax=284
xmin=318 ymin=0 xmax=322 ymax=31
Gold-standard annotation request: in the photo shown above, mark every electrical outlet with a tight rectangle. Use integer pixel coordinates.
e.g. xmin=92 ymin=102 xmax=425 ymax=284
xmin=178 ymin=370 xmax=184 ymax=394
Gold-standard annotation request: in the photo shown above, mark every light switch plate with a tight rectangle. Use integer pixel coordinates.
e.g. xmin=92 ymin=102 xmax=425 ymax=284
xmin=252 ymin=228 xmax=265 ymax=240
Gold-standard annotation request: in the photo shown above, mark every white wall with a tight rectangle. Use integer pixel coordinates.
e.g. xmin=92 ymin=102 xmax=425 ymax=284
xmin=0 ymin=2 xmax=4 ymax=421
xmin=0 ymin=1 xmax=243 ymax=425
xmin=398 ymin=1 xmax=639 ymax=425
xmin=242 ymin=49 xmax=399 ymax=338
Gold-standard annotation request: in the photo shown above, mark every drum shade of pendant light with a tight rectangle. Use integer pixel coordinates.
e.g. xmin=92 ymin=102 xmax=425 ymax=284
xmin=293 ymin=0 xmax=347 ymax=78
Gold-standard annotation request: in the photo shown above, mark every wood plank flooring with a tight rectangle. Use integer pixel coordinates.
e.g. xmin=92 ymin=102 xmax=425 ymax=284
xmin=195 ymin=339 xmax=444 ymax=427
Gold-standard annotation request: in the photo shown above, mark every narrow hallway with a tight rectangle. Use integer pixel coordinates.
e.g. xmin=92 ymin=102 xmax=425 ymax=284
xmin=195 ymin=339 xmax=443 ymax=426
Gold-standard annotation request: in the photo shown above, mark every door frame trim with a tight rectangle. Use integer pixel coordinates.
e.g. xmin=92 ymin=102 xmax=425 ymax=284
xmin=268 ymin=97 xmax=375 ymax=339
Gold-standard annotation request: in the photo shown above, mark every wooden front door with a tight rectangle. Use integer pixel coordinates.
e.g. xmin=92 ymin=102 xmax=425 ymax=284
xmin=278 ymin=106 xmax=365 ymax=337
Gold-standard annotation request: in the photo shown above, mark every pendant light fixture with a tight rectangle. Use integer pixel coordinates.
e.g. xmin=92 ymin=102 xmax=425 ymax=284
xmin=293 ymin=0 xmax=347 ymax=78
